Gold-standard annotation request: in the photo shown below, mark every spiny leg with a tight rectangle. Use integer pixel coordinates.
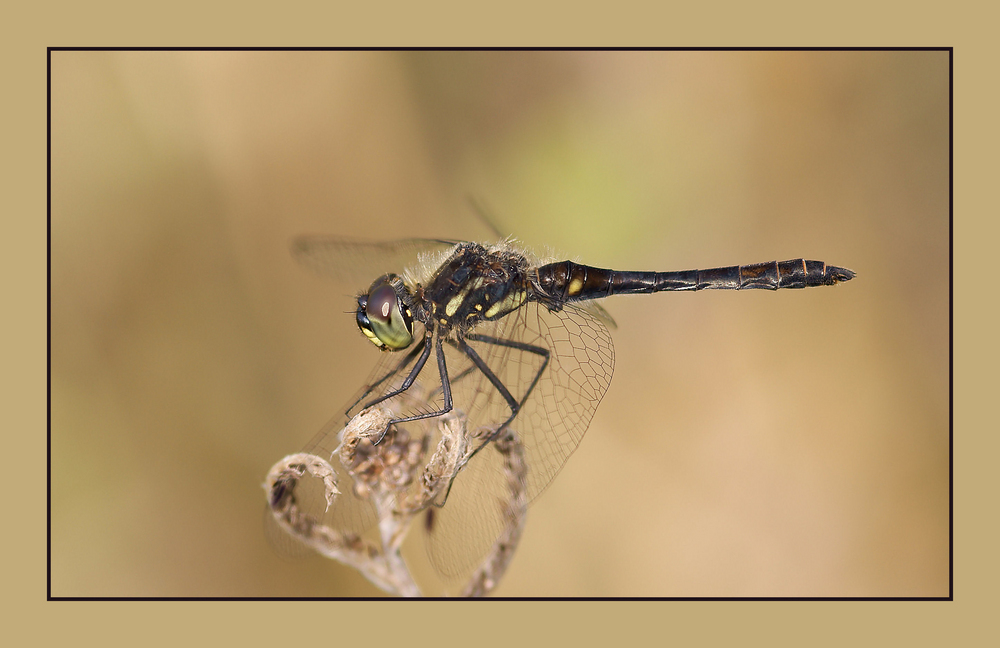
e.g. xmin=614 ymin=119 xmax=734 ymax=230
xmin=359 ymin=330 xmax=433 ymax=415
xmin=374 ymin=327 xmax=456 ymax=444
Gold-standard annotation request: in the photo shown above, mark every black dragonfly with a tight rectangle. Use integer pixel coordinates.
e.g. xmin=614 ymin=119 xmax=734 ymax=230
xmin=288 ymin=235 xmax=855 ymax=586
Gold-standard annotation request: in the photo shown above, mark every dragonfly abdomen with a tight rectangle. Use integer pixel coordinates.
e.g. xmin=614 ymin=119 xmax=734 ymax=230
xmin=535 ymin=259 xmax=855 ymax=303
xmin=650 ymin=259 xmax=855 ymax=291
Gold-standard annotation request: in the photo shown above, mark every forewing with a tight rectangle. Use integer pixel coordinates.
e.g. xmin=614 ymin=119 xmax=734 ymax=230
xmin=291 ymin=235 xmax=460 ymax=287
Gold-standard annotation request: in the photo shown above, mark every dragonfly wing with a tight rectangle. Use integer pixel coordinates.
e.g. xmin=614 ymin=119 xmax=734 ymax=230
xmin=423 ymin=301 xmax=615 ymax=584
xmin=576 ymin=300 xmax=618 ymax=330
xmin=291 ymin=236 xmax=461 ymax=288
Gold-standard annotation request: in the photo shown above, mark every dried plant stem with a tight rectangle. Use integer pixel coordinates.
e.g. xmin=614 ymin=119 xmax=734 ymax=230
xmin=265 ymin=452 xmax=421 ymax=597
xmin=265 ymin=406 xmax=528 ymax=596
xmin=460 ymin=429 xmax=528 ymax=597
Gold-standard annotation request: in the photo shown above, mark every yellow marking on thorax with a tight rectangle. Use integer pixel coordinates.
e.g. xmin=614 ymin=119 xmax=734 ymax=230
xmin=484 ymin=290 xmax=526 ymax=319
xmin=567 ymin=276 xmax=584 ymax=297
xmin=444 ymin=278 xmax=481 ymax=318
xmin=444 ymin=294 xmax=463 ymax=317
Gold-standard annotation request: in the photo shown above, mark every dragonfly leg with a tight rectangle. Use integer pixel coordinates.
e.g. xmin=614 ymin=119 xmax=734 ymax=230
xmin=372 ymin=327 xmax=455 ymax=444
xmin=360 ymin=330 xmax=432 ymax=415
xmin=463 ymin=332 xmax=551 ymax=436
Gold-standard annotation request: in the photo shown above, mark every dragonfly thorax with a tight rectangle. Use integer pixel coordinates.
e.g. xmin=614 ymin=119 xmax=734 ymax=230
xmin=422 ymin=243 xmax=531 ymax=332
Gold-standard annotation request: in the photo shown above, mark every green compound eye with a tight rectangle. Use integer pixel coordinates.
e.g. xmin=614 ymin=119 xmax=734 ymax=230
xmin=357 ymin=281 xmax=413 ymax=350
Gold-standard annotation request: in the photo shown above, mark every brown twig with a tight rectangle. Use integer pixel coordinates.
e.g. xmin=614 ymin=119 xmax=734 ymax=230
xmin=265 ymin=406 xmax=528 ymax=596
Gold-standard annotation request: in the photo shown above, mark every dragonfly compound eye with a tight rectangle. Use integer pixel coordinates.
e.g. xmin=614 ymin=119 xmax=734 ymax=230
xmin=361 ymin=281 xmax=413 ymax=350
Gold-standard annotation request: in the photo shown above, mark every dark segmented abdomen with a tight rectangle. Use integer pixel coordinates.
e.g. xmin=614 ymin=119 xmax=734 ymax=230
xmin=534 ymin=259 xmax=855 ymax=303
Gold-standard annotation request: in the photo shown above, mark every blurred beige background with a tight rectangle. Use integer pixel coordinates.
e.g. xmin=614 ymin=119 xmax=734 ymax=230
xmin=50 ymin=50 xmax=948 ymax=597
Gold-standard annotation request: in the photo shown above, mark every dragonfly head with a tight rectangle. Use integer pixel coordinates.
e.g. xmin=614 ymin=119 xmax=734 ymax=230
xmin=356 ymin=274 xmax=414 ymax=351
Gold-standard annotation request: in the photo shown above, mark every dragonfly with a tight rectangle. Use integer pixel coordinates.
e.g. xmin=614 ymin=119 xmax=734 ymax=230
xmin=287 ymin=235 xmax=855 ymax=587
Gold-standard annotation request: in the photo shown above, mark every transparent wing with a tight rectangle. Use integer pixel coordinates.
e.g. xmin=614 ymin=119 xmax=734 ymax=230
xmin=576 ymin=300 xmax=618 ymax=330
xmin=423 ymin=301 xmax=616 ymax=581
xmin=480 ymin=301 xmax=615 ymax=501
xmin=291 ymin=235 xmax=460 ymax=287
